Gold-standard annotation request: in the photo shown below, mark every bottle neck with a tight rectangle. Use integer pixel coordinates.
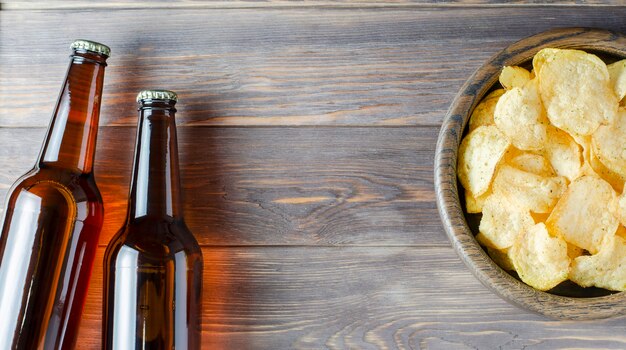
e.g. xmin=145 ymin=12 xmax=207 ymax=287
xmin=127 ymin=101 xmax=184 ymax=222
xmin=38 ymin=50 xmax=107 ymax=174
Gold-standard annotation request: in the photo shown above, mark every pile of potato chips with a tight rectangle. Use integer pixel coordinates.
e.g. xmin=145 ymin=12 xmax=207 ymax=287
xmin=458 ymin=48 xmax=626 ymax=292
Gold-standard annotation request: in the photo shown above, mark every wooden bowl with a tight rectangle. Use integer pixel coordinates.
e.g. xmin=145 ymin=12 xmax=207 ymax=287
xmin=434 ymin=27 xmax=626 ymax=320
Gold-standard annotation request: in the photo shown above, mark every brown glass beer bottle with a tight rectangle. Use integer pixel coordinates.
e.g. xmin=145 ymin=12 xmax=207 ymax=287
xmin=0 ymin=40 xmax=109 ymax=349
xmin=103 ymin=90 xmax=203 ymax=349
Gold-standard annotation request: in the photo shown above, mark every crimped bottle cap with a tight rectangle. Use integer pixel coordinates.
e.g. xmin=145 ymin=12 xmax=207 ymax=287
xmin=70 ymin=39 xmax=111 ymax=56
xmin=136 ymin=90 xmax=178 ymax=103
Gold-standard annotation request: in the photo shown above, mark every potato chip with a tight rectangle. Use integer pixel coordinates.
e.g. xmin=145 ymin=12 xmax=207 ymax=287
xmin=617 ymin=225 xmax=626 ymax=239
xmin=477 ymin=194 xmax=534 ymax=250
xmin=546 ymin=176 xmax=619 ymax=254
xmin=492 ymin=165 xmax=567 ymax=213
xmin=468 ymin=89 xmax=505 ymax=131
xmin=536 ymin=48 xmax=618 ymax=136
xmin=532 ymin=48 xmax=561 ymax=75
xmin=541 ymin=126 xmax=582 ymax=182
xmin=592 ymin=108 xmax=626 ymax=187
xmin=570 ymin=234 xmax=626 ymax=291
xmin=458 ymin=125 xmax=510 ymax=196
xmin=499 ymin=66 xmax=531 ymax=90
xmin=509 ymin=223 xmax=569 ymax=291
xmin=494 ymin=79 xmax=548 ymax=150
xmin=465 ymin=189 xmax=490 ymax=214
xmin=608 ymin=59 xmax=626 ymax=102
xmin=508 ymin=153 xmax=555 ymax=177
xmin=486 ymin=247 xmax=515 ymax=271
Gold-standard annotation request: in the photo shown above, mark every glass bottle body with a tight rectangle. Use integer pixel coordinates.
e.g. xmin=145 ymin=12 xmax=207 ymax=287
xmin=104 ymin=219 xmax=202 ymax=349
xmin=0 ymin=47 xmax=107 ymax=349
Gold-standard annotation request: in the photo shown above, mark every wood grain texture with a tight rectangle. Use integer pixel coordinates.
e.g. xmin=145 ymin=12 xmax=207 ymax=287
xmin=435 ymin=27 xmax=626 ymax=320
xmin=0 ymin=8 xmax=625 ymax=127
xmin=3 ymin=0 xmax=626 ymax=10
xmin=76 ymin=246 xmax=626 ymax=349
xmin=0 ymin=126 xmax=441 ymax=246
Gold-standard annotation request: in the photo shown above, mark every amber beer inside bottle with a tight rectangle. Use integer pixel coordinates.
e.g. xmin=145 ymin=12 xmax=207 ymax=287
xmin=104 ymin=91 xmax=203 ymax=350
xmin=0 ymin=40 xmax=109 ymax=349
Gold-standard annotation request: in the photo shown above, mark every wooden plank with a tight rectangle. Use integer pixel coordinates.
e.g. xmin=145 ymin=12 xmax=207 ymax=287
xmin=0 ymin=126 xmax=441 ymax=246
xmin=76 ymin=246 xmax=626 ymax=349
xmin=1 ymin=8 xmax=625 ymax=127
xmin=3 ymin=0 xmax=625 ymax=10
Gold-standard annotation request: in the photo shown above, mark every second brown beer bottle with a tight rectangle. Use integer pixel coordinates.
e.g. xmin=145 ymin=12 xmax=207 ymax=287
xmin=103 ymin=90 xmax=203 ymax=349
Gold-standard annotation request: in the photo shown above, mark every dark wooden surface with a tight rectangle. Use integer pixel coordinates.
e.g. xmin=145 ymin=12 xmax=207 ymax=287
xmin=1 ymin=2 xmax=626 ymax=349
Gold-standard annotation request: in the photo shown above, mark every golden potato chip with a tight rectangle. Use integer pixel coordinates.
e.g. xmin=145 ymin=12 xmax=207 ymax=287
xmin=468 ymin=90 xmax=505 ymax=131
xmin=608 ymin=59 xmax=626 ymax=102
xmin=492 ymin=165 xmax=567 ymax=213
xmin=458 ymin=126 xmax=510 ymax=196
xmin=499 ymin=66 xmax=531 ymax=90
xmin=509 ymin=223 xmax=569 ymax=291
xmin=570 ymin=234 xmax=626 ymax=291
xmin=617 ymin=225 xmax=626 ymax=239
xmin=532 ymin=48 xmax=561 ymax=75
xmin=592 ymin=108 xmax=626 ymax=186
xmin=536 ymin=48 xmax=618 ymax=136
xmin=546 ymin=176 xmax=619 ymax=254
xmin=508 ymin=153 xmax=555 ymax=177
xmin=486 ymin=247 xmax=515 ymax=271
xmin=494 ymin=79 xmax=548 ymax=150
xmin=541 ymin=126 xmax=582 ymax=182
xmin=477 ymin=194 xmax=534 ymax=250
xmin=465 ymin=189 xmax=490 ymax=214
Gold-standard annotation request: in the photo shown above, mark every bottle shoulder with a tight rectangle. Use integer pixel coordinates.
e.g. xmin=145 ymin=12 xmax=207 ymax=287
xmin=105 ymin=219 xmax=201 ymax=266
xmin=4 ymin=167 xmax=103 ymax=221
xmin=8 ymin=166 xmax=102 ymax=204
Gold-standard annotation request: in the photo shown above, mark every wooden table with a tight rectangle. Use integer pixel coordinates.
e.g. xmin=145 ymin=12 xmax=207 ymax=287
xmin=1 ymin=1 xmax=625 ymax=349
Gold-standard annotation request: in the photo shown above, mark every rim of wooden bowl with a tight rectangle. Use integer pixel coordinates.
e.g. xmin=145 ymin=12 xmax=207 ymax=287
xmin=434 ymin=27 xmax=626 ymax=321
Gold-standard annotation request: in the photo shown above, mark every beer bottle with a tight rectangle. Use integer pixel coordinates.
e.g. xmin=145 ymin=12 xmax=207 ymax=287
xmin=0 ymin=40 xmax=109 ymax=349
xmin=103 ymin=90 xmax=203 ymax=349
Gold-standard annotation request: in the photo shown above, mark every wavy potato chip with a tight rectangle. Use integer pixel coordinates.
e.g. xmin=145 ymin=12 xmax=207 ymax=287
xmin=608 ymin=59 xmax=626 ymax=102
xmin=468 ymin=89 xmax=505 ymax=131
xmin=492 ymin=165 xmax=567 ymax=213
xmin=508 ymin=153 xmax=555 ymax=177
xmin=546 ymin=176 xmax=619 ymax=254
xmin=477 ymin=194 xmax=534 ymax=250
xmin=592 ymin=108 xmax=626 ymax=188
xmin=509 ymin=223 xmax=570 ymax=291
xmin=458 ymin=126 xmax=510 ymax=196
xmin=570 ymin=235 xmax=626 ymax=291
xmin=494 ymin=79 xmax=548 ymax=150
xmin=541 ymin=126 xmax=582 ymax=182
xmin=499 ymin=66 xmax=531 ymax=90
xmin=536 ymin=48 xmax=618 ymax=136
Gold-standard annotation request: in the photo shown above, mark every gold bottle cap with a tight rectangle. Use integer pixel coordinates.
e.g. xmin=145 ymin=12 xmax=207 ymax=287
xmin=70 ymin=39 xmax=111 ymax=57
xmin=136 ymin=90 xmax=178 ymax=103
